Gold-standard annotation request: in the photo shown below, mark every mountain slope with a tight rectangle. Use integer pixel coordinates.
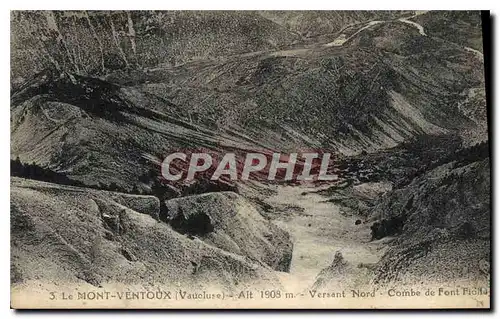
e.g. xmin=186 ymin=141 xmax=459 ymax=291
xmin=10 ymin=11 xmax=490 ymax=305
xmin=11 ymin=12 xmax=487 ymax=190
xmin=11 ymin=177 xmax=283 ymax=292
xmin=369 ymin=155 xmax=490 ymax=285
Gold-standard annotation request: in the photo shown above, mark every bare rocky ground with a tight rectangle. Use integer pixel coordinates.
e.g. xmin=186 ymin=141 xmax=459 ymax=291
xmin=303 ymin=154 xmax=490 ymax=292
xmin=11 ymin=151 xmax=490 ymax=296
xmin=11 ymin=178 xmax=286 ymax=294
xmin=264 ymin=184 xmax=385 ymax=291
xmin=370 ymin=157 xmax=490 ymax=287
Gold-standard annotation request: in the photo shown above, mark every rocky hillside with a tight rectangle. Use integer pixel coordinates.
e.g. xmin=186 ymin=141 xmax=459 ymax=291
xmin=370 ymin=154 xmax=490 ymax=286
xmin=11 ymin=177 xmax=288 ymax=291
xmin=11 ymin=12 xmax=487 ymax=191
xmin=11 ymin=11 xmax=412 ymax=82
xmin=10 ymin=11 xmax=490 ymax=299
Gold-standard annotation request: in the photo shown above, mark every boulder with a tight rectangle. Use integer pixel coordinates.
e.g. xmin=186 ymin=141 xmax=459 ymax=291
xmin=107 ymin=192 xmax=160 ymax=220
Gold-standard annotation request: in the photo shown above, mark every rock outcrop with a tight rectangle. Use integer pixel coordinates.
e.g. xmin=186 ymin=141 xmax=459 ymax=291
xmin=369 ymin=157 xmax=490 ymax=285
xmin=165 ymin=191 xmax=293 ymax=272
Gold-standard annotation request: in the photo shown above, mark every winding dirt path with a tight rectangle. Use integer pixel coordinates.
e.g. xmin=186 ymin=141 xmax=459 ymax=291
xmin=266 ymin=185 xmax=382 ymax=290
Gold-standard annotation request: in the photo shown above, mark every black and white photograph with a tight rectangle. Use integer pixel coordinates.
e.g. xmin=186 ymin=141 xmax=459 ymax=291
xmin=9 ymin=10 xmax=491 ymax=309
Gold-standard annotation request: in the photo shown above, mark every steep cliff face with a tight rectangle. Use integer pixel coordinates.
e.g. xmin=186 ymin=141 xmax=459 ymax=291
xmin=10 ymin=11 xmax=489 ymax=296
xmin=369 ymin=155 xmax=490 ymax=285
